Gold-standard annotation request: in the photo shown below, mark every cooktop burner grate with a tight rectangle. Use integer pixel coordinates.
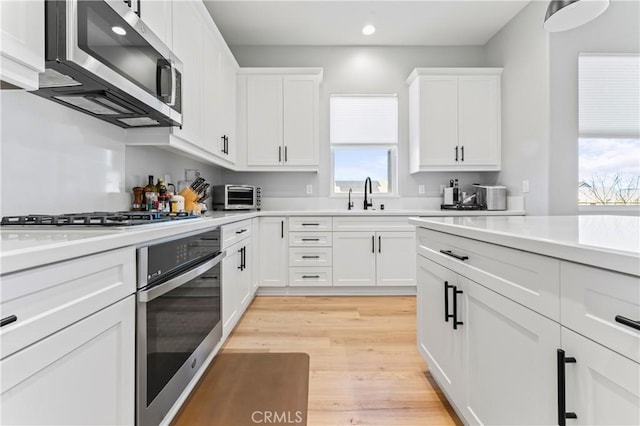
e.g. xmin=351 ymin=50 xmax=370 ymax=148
xmin=1 ymin=211 xmax=198 ymax=227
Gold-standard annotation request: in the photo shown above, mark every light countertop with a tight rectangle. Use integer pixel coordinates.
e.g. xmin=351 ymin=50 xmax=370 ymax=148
xmin=409 ymin=215 xmax=640 ymax=276
xmin=0 ymin=209 xmax=523 ymax=275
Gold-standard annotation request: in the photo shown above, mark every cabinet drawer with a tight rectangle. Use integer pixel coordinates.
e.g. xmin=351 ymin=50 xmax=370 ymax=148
xmin=289 ymin=247 xmax=332 ymax=267
xmin=0 ymin=247 xmax=135 ymax=359
xmin=288 ymin=216 xmax=332 ymax=231
xmin=561 ymin=262 xmax=640 ymax=363
xmin=417 ymin=228 xmax=560 ymax=321
xmin=333 ymin=216 xmax=414 ymax=231
xmin=289 ymin=267 xmax=332 ymax=287
xmin=289 ymin=232 xmax=332 ymax=247
xmin=221 ymin=219 xmax=252 ymax=248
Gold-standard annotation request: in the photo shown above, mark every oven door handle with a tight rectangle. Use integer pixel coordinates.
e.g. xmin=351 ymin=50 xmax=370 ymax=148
xmin=138 ymin=250 xmax=226 ymax=303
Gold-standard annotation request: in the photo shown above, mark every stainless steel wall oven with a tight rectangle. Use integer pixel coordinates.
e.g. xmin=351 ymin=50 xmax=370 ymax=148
xmin=136 ymin=228 xmax=224 ymax=426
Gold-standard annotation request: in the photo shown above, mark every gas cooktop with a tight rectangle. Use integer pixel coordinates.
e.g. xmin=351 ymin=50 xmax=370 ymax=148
xmin=0 ymin=211 xmax=199 ymax=227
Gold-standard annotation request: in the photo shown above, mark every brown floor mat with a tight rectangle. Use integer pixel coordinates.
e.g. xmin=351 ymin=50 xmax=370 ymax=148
xmin=172 ymin=352 xmax=310 ymax=426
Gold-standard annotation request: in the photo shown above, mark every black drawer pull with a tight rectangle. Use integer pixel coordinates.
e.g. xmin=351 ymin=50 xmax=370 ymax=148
xmin=615 ymin=315 xmax=640 ymax=331
xmin=235 ymin=229 xmax=247 ymax=234
xmin=301 ymin=223 xmax=320 ymax=226
xmin=452 ymin=286 xmax=464 ymax=330
xmin=557 ymin=349 xmax=578 ymax=426
xmin=440 ymin=250 xmax=469 ymax=261
xmin=301 ymin=238 xmax=320 ymax=242
xmin=1 ymin=315 xmax=17 ymax=327
xmin=302 ymin=256 xmax=320 ymax=259
xmin=302 ymin=275 xmax=320 ymax=279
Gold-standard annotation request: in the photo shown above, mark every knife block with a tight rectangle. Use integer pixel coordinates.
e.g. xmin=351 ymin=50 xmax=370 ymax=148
xmin=180 ymin=187 xmax=200 ymax=214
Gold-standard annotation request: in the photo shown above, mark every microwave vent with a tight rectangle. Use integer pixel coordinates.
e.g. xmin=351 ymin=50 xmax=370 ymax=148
xmin=39 ymin=68 xmax=82 ymax=88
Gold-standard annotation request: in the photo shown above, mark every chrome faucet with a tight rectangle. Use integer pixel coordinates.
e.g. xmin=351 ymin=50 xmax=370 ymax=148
xmin=348 ymin=188 xmax=354 ymax=210
xmin=363 ymin=177 xmax=373 ymax=210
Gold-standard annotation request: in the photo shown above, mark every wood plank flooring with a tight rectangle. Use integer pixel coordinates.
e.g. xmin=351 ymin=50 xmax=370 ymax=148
xmin=174 ymin=296 xmax=461 ymax=426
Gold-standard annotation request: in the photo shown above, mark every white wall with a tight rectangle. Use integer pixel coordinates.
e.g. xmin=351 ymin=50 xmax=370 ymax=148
xmin=548 ymin=0 xmax=640 ymax=215
xmin=226 ymin=45 xmax=494 ymax=199
xmin=0 ymin=91 xmax=222 ymax=216
xmin=484 ymin=1 xmax=550 ymax=215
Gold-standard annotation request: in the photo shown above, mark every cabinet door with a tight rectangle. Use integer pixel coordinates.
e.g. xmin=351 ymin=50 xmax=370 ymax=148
xmin=1 ymin=296 xmax=135 ymax=425
xmin=247 ymin=76 xmax=283 ymax=166
xmin=219 ymin=50 xmax=237 ymax=164
xmin=416 ymin=256 xmax=464 ymax=403
xmin=0 ymin=0 xmax=44 ymax=90
xmin=140 ymin=0 xmax=172 ymax=48
xmin=457 ymin=75 xmax=500 ymax=167
xmin=464 ymin=276 xmax=559 ymax=426
xmin=376 ymin=231 xmax=416 ymax=286
xmin=222 ymin=243 xmax=241 ymax=335
xmin=333 ymin=232 xmax=376 ymax=287
xmin=258 ymin=217 xmax=288 ymax=287
xmin=251 ymin=217 xmax=260 ymax=292
xmin=563 ymin=328 xmax=640 ymax=426
xmin=418 ymin=76 xmax=458 ymax=167
xmin=200 ymin=23 xmax=222 ymax=156
xmin=283 ymin=76 xmax=318 ymax=166
xmin=238 ymin=241 xmax=252 ymax=310
xmin=171 ymin=1 xmax=202 ymax=145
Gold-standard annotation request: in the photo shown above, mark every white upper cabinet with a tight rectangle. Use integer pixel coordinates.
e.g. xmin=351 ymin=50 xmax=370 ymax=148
xmin=139 ymin=0 xmax=172 ymax=49
xmin=238 ymin=68 xmax=322 ymax=171
xmin=407 ymin=68 xmax=502 ymax=173
xmin=0 ymin=0 xmax=44 ymax=90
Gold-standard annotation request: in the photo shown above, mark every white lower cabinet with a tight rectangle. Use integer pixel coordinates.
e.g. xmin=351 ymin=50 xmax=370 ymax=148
xmin=221 ymin=238 xmax=251 ymax=337
xmin=258 ymin=217 xmax=288 ymax=287
xmin=0 ymin=295 xmax=135 ymax=425
xmin=334 ymin=231 xmax=415 ymax=286
xmin=562 ymin=327 xmax=640 ymax=426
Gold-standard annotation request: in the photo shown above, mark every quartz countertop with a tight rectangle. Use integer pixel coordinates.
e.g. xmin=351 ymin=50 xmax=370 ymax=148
xmin=409 ymin=215 xmax=640 ymax=276
xmin=0 ymin=209 xmax=523 ymax=275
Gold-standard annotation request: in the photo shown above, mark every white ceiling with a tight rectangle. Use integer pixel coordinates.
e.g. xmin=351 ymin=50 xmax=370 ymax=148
xmin=203 ymin=1 xmax=532 ymax=46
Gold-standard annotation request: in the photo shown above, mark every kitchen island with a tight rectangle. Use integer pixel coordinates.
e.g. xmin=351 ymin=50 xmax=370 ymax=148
xmin=410 ymin=215 xmax=639 ymax=426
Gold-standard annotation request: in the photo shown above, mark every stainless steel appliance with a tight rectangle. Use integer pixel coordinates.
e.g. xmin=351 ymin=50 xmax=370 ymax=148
xmin=212 ymin=184 xmax=257 ymax=210
xmin=136 ymin=228 xmax=224 ymax=426
xmin=0 ymin=211 xmax=197 ymax=227
xmin=474 ymin=185 xmax=507 ymax=211
xmin=34 ymin=0 xmax=182 ymax=128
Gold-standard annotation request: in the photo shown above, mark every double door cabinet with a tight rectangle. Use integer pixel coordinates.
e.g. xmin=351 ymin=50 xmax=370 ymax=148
xmin=416 ymin=227 xmax=640 ymax=425
xmin=407 ymin=68 xmax=502 ymax=173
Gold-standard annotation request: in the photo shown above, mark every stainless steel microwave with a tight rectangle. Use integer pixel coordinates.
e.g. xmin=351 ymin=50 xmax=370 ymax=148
xmin=212 ymin=185 xmax=258 ymax=210
xmin=33 ymin=0 xmax=182 ymax=128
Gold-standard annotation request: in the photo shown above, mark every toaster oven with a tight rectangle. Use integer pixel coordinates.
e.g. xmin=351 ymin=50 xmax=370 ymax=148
xmin=211 ymin=185 xmax=257 ymax=210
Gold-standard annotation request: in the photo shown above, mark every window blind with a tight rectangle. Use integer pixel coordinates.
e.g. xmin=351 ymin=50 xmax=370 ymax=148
xmin=579 ymin=54 xmax=640 ymax=138
xmin=330 ymin=95 xmax=398 ymax=144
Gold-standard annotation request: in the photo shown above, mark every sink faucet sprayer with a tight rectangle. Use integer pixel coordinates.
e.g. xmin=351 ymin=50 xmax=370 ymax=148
xmin=364 ymin=177 xmax=373 ymax=210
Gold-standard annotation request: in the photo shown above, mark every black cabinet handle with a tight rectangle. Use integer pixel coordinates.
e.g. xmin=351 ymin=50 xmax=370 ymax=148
xmin=452 ymin=286 xmax=464 ymax=330
xmin=378 ymin=236 xmax=381 ymax=253
xmin=372 ymin=235 xmax=375 ymax=253
xmin=461 ymin=145 xmax=464 ymax=162
xmin=237 ymin=247 xmax=243 ymax=270
xmin=302 ymin=275 xmax=320 ymax=279
xmin=281 ymin=220 xmax=284 ymax=238
xmin=455 ymin=146 xmax=459 ymax=161
xmin=302 ymin=255 xmax=320 ymax=259
xmin=1 ymin=315 xmax=17 ymax=328
xmin=444 ymin=281 xmax=454 ymax=323
xmin=242 ymin=246 xmax=246 ymax=270
xmin=301 ymin=223 xmax=320 ymax=226
xmin=557 ymin=349 xmax=578 ymax=426
xmin=284 ymin=146 xmax=288 ymax=162
xmin=302 ymin=238 xmax=320 ymax=242
xmin=236 ymin=229 xmax=247 ymax=234
xmin=615 ymin=315 xmax=640 ymax=331
xmin=221 ymin=136 xmax=226 ymax=153
xmin=279 ymin=146 xmax=282 ymax=162
xmin=225 ymin=135 xmax=229 ymax=154
xmin=440 ymin=250 xmax=469 ymax=261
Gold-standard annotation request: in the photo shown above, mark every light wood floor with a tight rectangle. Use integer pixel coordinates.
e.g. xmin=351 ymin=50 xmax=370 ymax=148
xmin=178 ymin=296 xmax=461 ymax=426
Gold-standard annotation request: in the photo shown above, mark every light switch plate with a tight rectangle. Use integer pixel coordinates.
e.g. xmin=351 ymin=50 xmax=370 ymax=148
xmin=522 ymin=180 xmax=530 ymax=193
xmin=306 ymin=184 xmax=313 ymax=195
xmin=418 ymin=184 xmax=425 ymax=195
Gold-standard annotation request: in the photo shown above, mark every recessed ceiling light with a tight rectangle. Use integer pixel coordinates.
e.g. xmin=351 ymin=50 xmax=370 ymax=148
xmin=111 ymin=26 xmax=127 ymax=36
xmin=362 ymin=24 xmax=376 ymax=36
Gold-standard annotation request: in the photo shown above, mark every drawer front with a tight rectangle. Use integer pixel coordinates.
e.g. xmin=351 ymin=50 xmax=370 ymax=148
xmin=561 ymin=261 xmax=640 ymax=363
xmin=0 ymin=247 xmax=136 ymax=358
xmin=289 ymin=232 xmax=332 ymax=247
xmin=289 ymin=247 xmax=333 ymax=267
xmin=417 ymin=228 xmax=560 ymax=321
xmin=289 ymin=267 xmax=333 ymax=287
xmin=288 ymin=217 xmax=332 ymax=232
xmin=221 ymin=219 xmax=252 ymax=248
xmin=333 ymin=216 xmax=414 ymax=232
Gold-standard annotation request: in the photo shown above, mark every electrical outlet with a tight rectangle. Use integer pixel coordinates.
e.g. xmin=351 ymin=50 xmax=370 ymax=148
xmin=306 ymin=184 xmax=313 ymax=195
xmin=418 ymin=184 xmax=425 ymax=195
xmin=522 ymin=180 xmax=530 ymax=193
